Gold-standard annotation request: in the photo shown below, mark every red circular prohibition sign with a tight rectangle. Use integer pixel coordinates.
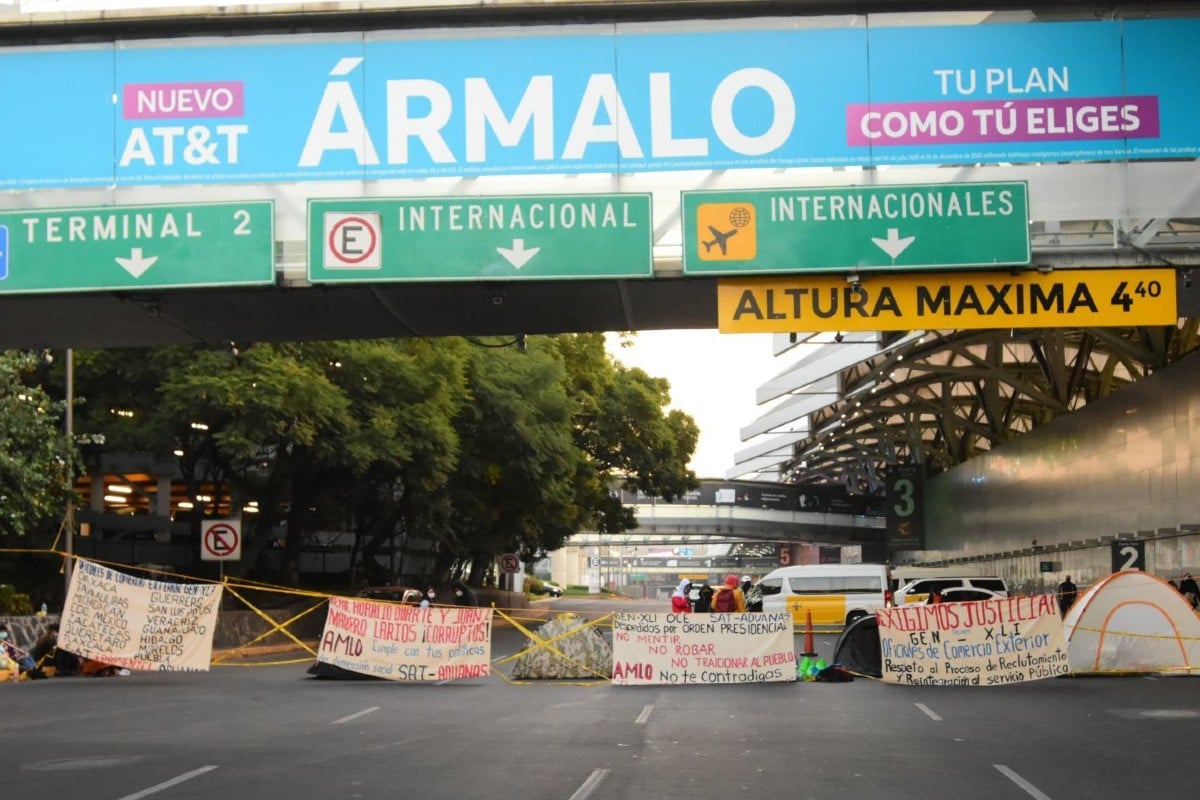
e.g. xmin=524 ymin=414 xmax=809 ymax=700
xmin=204 ymin=523 xmax=239 ymax=557
xmin=327 ymin=216 xmax=378 ymax=265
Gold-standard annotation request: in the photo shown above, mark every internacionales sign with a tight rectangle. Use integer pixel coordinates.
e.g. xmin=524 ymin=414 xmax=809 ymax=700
xmin=876 ymin=595 xmax=1069 ymax=686
xmin=683 ymin=182 xmax=1030 ymax=274
xmin=718 ymin=268 xmax=1177 ymax=332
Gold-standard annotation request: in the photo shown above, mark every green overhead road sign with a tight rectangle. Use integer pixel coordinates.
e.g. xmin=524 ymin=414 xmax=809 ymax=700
xmin=682 ymin=182 xmax=1030 ymax=275
xmin=0 ymin=201 xmax=275 ymax=293
xmin=308 ymin=194 xmax=654 ymax=282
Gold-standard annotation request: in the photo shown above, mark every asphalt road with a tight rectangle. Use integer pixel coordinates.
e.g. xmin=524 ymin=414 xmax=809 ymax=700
xmin=2 ymin=597 xmax=1198 ymax=799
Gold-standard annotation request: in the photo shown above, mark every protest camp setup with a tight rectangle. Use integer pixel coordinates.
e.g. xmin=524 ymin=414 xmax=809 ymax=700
xmin=25 ymin=560 xmax=1200 ymax=686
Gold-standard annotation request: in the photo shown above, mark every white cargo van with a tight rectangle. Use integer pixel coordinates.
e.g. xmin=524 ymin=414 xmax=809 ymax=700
xmin=757 ymin=563 xmax=891 ymax=628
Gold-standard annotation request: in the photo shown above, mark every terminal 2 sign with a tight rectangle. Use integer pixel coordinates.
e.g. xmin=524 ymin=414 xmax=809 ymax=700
xmin=717 ymin=268 xmax=1178 ymax=332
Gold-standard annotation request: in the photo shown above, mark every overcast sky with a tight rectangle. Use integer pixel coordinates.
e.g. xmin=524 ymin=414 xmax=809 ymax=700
xmin=605 ymin=330 xmax=782 ymax=479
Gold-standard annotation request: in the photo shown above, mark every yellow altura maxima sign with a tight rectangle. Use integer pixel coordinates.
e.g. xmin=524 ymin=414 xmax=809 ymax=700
xmin=718 ymin=268 xmax=1177 ymax=332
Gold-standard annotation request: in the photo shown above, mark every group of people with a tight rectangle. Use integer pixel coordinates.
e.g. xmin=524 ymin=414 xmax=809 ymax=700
xmin=670 ymin=574 xmax=764 ymax=614
xmin=0 ymin=622 xmax=130 ymax=680
xmin=1 ymin=623 xmax=82 ymax=679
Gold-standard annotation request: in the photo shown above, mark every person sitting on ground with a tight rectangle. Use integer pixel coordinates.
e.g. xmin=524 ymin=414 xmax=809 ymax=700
xmin=711 ymin=574 xmax=746 ymax=613
xmin=0 ymin=624 xmax=37 ymax=675
xmin=30 ymin=624 xmax=57 ymax=663
xmin=671 ymin=579 xmax=692 ymax=613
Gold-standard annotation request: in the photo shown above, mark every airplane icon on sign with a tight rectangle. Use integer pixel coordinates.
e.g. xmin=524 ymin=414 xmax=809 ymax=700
xmin=702 ymin=226 xmax=738 ymax=256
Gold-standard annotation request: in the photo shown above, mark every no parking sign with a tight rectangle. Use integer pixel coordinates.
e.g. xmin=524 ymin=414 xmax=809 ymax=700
xmin=201 ymin=519 xmax=242 ymax=561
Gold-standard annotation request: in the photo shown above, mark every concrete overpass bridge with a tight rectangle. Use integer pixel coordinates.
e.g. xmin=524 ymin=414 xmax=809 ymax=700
xmin=554 ymin=479 xmax=886 ymax=593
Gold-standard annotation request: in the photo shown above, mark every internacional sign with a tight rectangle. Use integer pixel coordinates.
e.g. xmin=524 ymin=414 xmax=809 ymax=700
xmin=0 ymin=202 xmax=275 ymax=293
xmin=683 ymin=182 xmax=1030 ymax=274
xmin=717 ymin=268 xmax=1177 ymax=332
xmin=308 ymin=194 xmax=653 ymax=282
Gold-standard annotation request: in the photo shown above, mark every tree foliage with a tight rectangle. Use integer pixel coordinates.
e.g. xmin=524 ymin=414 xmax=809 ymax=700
xmin=0 ymin=352 xmax=80 ymax=536
xmin=62 ymin=333 xmax=697 ymax=588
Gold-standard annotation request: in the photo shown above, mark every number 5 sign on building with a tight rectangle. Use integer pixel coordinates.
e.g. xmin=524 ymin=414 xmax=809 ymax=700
xmin=201 ymin=519 xmax=242 ymax=561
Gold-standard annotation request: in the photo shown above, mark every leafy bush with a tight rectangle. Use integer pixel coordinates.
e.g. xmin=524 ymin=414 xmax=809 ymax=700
xmin=0 ymin=585 xmax=33 ymax=615
xmin=524 ymin=577 xmax=546 ymax=596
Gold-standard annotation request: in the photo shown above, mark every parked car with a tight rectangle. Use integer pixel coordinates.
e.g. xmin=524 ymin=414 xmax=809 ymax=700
xmin=894 ymin=576 xmax=1009 ymax=606
xmin=357 ymin=585 xmax=423 ymax=605
xmin=541 ymin=581 xmax=563 ymax=597
xmin=927 ymin=587 xmax=1006 ymax=603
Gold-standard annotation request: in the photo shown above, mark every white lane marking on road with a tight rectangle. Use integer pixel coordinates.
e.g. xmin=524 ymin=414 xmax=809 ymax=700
xmin=333 ymin=706 xmax=381 ymax=725
xmin=994 ymin=764 xmax=1053 ymax=800
xmin=635 ymin=704 xmax=654 ymax=725
xmin=914 ymin=702 xmax=942 ymax=721
xmin=115 ymin=765 xmax=219 ymax=800
xmin=568 ymin=768 xmax=610 ymax=800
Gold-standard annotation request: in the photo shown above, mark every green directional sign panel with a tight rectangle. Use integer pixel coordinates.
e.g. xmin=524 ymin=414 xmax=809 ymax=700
xmin=682 ymin=182 xmax=1030 ymax=275
xmin=0 ymin=201 xmax=275 ymax=293
xmin=308 ymin=194 xmax=654 ymax=282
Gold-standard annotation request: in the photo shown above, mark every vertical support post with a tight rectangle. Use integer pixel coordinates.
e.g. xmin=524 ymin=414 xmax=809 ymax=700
xmin=64 ymin=348 xmax=75 ymax=602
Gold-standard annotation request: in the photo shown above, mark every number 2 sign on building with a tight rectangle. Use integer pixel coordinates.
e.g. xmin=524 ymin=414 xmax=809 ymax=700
xmin=201 ymin=519 xmax=242 ymax=562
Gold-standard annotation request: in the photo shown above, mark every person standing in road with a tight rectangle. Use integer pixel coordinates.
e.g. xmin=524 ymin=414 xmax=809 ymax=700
xmin=449 ymin=580 xmax=478 ymax=607
xmin=693 ymin=583 xmax=715 ymax=613
xmin=1057 ymin=575 xmax=1078 ymax=616
xmin=711 ymin=574 xmax=746 ymax=613
xmin=741 ymin=575 xmax=763 ymax=612
xmin=1178 ymin=573 xmax=1200 ymax=609
xmin=671 ymin=579 xmax=692 ymax=613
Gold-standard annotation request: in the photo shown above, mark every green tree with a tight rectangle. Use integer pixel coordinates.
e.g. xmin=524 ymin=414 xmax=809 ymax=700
xmin=67 ymin=334 xmax=698 ymax=591
xmin=323 ymin=338 xmax=467 ymax=585
xmin=552 ymin=333 xmax=699 ymax=535
xmin=75 ymin=340 xmax=468 ymax=585
xmin=0 ymin=352 xmax=80 ymax=537
xmin=444 ymin=339 xmax=582 ymax=583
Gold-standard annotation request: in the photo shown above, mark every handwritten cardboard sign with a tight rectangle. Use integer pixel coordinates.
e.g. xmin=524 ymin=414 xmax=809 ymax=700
xmin=877 ymin=594 xmax=1069 ymax=685
xmin=611 ymin=612 xmax=796 ymax=685
xmin=59 ymin=558 xmax=221 ymax=672
xmin=317 ymin=596 xmax=492 ymax=681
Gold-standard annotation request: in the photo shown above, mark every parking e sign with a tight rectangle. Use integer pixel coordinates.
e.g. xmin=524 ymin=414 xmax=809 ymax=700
xmin=0 ymin=224 xmax=8 ymax=280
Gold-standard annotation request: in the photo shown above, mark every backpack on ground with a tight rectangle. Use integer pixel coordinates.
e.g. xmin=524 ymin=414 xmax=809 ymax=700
xmin=713 ymin=587 xmax=736 ymax=612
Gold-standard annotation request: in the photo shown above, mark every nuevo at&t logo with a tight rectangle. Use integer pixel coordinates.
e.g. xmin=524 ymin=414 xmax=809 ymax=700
xmin=119 ymin=81 xmax=248 ymax=168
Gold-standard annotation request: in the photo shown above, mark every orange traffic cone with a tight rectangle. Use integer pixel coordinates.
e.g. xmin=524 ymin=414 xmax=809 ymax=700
xmin=801 ymin=609 xmax=817 ymax=657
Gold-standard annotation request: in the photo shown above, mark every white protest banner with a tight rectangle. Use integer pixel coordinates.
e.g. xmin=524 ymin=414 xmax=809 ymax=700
xmin=877 ymin=594 xmax=1069 ymax=686
xmin=317 ymin=596 xmax=492 ymax=681
xmin=611 ymin=612 xmax=796 ymax=685
xmin=59 ymin=558 xmax=221 ymax=672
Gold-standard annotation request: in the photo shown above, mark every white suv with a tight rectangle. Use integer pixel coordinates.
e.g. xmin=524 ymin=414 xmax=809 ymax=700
xmin=892 ymin=576 xmax=1009 ymax=606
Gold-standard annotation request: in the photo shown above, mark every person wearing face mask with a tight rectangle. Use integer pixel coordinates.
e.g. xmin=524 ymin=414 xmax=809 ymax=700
xmin=449 ymin=580 xmax=478 ymax=607
xmin=419 ymin=587 xmax=437 ymax=608
xmin=0 ymin=625 xmax=37 ymax=674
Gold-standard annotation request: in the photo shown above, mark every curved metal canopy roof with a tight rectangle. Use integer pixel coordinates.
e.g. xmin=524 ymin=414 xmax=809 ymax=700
xmin=732 ymin=318 xmax=1200 ymax=491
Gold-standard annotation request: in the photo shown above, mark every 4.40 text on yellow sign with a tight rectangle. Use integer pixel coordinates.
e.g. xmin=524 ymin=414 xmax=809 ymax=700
xmin=718 ymin=268 xmax=1177 ymax=332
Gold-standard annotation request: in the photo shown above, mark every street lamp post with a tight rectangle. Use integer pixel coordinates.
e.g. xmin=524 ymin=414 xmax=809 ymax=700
xmin=64 ymin=348 xmax=74 ymax=601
